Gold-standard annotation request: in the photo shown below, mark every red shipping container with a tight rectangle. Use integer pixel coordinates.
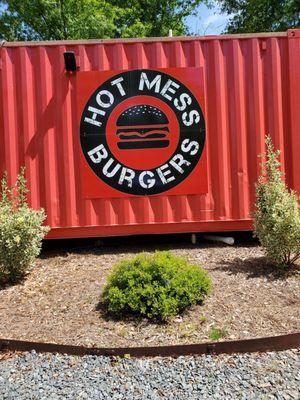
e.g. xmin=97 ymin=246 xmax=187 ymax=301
xmin=0 ymin=29 xmax=299 ymax=239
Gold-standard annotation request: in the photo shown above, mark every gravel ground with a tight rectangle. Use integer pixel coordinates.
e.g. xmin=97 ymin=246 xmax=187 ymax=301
xmin=0 ymin=349 xmax=299 ymax=399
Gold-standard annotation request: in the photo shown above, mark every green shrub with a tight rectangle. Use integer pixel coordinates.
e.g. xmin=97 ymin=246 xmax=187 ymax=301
xmin=0 ymin=168 xmax=49 ymax=283
xmin=254 ymin=136 xmax=300 ymax=267
xmin=102 ymin=251 xmax=212 ymax=321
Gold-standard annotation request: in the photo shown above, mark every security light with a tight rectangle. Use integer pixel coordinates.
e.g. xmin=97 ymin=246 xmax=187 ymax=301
xmin=64 ymin=51 xmax=77 ymax=72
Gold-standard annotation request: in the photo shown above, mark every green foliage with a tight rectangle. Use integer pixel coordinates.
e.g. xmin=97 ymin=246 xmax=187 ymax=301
xmin=0 ymin=0 xmax=201 ymax=41
xmin=111 ymin=0 xmax=201 ymax=38
xmin=0 ymin=168 xmax=49 ymax=283
xmin=216 ymin=0 xmax=299 ymax=33
xmin=209 ymin=326 xmax=227 ymax=340
xmin=0 ymin=0 xmax=120 ymax=41
xmin=254 ymin=136 xmax=300 ymax=267
xmin=102 ymin=251 xmax=212 ymax=321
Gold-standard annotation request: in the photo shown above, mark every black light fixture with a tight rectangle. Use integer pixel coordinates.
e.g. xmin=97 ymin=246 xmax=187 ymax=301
xmin=64 ymin=51 xmax=78 ymax=72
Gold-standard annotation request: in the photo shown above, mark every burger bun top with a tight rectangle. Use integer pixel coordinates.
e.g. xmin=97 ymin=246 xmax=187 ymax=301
xmin=117 ymin=105 xmax=169 ymax=127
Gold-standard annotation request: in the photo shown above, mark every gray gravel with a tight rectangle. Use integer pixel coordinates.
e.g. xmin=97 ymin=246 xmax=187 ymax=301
xmin=0 ymin=349 xmax=299 ymax=399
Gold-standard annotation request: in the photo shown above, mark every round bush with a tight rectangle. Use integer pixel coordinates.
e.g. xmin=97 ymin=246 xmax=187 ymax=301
xmin=102 ymin=251 xmax=212 ymax=321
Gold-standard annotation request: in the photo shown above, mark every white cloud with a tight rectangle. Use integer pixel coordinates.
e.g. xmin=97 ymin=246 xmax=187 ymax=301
xmin=204 ymin=14 xmax=228 ymax=26
xmin=186 ymin=3 xmax=235 ymax=35
xmin=202 ymin=12 xmax=235 ymax=34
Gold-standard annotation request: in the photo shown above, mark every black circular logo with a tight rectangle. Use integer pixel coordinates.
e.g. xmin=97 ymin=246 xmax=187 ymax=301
xmin=80 ymin=69 xmax=205 ymax=195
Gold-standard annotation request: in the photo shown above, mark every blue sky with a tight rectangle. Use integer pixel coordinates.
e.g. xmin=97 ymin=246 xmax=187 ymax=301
xmin=186 ymin=3 xmax=234 ymax=35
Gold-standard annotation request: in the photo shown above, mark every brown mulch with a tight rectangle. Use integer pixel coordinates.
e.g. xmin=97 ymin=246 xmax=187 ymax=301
xmin=0 ymin=351 xmax=22 ymax=361
xmin=0 ymin=240 xmax=299 ymax=348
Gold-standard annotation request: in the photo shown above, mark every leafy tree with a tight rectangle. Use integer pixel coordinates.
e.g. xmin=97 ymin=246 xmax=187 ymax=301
xmin=0 ymin=1 xmax=121 ymax=41
xmin=216 ymin=0 xmax=300 ymax=33
xmin=0 ymin=0 xmax=201 ymax=41
xmin=111 ymin=0 xmax=201 ymax=37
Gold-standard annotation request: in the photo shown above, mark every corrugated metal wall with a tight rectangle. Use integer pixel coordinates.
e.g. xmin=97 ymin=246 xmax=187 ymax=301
xmin=1 ymin=30 xmax=299 ymax=238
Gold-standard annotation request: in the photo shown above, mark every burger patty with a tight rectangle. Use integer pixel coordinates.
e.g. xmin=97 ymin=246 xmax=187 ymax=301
xmin=117 ymin=140 xmax=170 ymax=149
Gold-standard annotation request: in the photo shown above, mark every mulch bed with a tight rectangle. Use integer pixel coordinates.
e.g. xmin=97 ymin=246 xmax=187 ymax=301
xmin=0 ymin=239 xmax=299 ymax=347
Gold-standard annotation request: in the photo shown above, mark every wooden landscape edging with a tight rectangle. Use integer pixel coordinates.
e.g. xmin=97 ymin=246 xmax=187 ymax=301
xmin=0 ymin=333 xmax=299 ymax=358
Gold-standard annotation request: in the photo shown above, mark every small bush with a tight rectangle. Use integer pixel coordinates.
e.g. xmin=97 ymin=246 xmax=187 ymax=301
xmin=254 ymin=136 xmax=300 ymax=267
xmin=102 ymin=251 xmax=212 ymax=321
xmin=0 ymin=168 xmax=49 ymax=283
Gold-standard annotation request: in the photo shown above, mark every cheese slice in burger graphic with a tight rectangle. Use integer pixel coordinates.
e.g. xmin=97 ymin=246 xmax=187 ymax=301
xmin=116 ymin=105 xmax=170 ymax=150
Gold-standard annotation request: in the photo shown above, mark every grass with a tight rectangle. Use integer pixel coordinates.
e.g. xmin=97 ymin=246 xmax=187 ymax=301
xmin=209 ymin=326 xmax=228 ymax=341
xmin=199 ymin=315 xmax=207 ymax=324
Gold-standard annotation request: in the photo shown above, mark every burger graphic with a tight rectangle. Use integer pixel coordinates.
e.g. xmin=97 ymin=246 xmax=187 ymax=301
xmin=116 ymin=105 xmax=170 ymax=150
xmin=80 ymin=69 xmax=206 ymax=196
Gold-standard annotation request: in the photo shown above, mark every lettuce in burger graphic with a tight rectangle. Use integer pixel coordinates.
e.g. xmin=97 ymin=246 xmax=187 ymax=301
xmin=80 ymin=69 xmax=205 ymax=196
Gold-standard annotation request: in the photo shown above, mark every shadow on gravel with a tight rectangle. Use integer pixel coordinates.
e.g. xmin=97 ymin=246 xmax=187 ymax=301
xmin=95 ymin=300 xmax=162 ymax=326
xmin=0 ymin=273 xmax=29 ymax=291
xmin=40 ymin=232 xmax=258 ymax=259
xmin=214 ymin=256 xmax=300 ymax=281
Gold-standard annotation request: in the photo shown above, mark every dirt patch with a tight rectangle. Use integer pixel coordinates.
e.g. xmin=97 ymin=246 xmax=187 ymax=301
xmin=0 ymin=241 xmax=299 ymax=347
